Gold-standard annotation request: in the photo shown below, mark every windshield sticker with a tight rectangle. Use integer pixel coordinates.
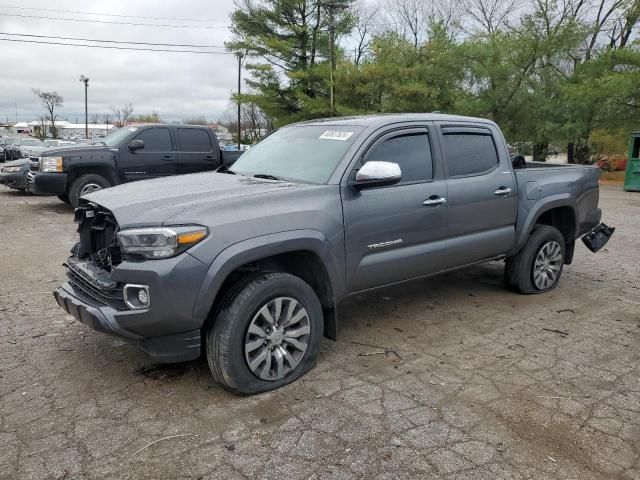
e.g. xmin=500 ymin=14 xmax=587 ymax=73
xmin=319 ymin=130 xmax=354 ymax=141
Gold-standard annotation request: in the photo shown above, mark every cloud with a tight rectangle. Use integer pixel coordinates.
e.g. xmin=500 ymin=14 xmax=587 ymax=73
xmin=0 ymin=0 xmax=240 ymax=122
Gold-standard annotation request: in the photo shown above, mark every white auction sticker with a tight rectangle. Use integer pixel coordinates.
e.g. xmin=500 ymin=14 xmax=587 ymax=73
xmin=319 ymin=130 xmax=354 ymax=141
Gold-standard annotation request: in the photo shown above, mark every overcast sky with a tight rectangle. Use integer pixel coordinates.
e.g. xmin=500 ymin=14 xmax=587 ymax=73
xmin=0 ymin=0 xmax=241 ymax=123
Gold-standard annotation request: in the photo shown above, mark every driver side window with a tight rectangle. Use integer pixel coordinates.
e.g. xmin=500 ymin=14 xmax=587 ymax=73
xmin=365 ymin=132 xmax=433 ymax=184
xmin=134 ymin=128 xmax=173 ymax=152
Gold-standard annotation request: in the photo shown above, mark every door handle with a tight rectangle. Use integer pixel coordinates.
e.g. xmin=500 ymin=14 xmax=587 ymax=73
xmin=422 ymin=196 xmax=447 ymax=207
xmin=161 ymin=155 xmax=173 ymax=161
xmin=494 ymin=187 xmax=512 ymax=197
xmin=204 ymin=155 xmax=215 ymax=161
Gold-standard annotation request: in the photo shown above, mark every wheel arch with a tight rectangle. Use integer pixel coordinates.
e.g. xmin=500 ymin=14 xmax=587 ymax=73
xmin=66 ymin=165 xmax=120 ymax=191
xmin=514 ymin=195 xmax=578 ymax=263
xmin=194 ymin=230 xmax=344 ymax=340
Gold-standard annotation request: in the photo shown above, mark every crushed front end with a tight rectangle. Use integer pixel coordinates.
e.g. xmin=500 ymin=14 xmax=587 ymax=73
xmin=54 ymin=202 xmax=208 ymax=363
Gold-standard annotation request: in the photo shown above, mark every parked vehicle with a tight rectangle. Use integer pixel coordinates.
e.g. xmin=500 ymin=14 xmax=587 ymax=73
xmin=0 ymin=138 xmax=21 ymax=162
xmin=0 ymin=158 xmax=31 ymax=190
xmin=44 ymin=139 xmax=77 ymax=148
xmin=18 ymin=138 xmax=46 ymax=158
xmin=29 ymin=124 xmax=244 ymax=207
xmin=53 ymin=114 xmax=612 ymax=394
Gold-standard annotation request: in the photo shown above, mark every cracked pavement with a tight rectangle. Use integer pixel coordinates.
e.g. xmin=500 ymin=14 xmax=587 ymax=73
xmin=0 ymin=184 xmax=639 ymax=479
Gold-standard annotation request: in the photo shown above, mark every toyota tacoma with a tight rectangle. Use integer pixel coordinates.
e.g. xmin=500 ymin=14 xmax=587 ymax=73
xmin=52 ymin=114 xmax=613 ymax=394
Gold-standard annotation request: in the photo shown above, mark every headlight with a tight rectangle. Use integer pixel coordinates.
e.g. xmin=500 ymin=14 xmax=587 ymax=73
xmin=3 ymin=166 xmax=22 ymax=173
xmin=40 ymin=156 xmax=63 ymax=173
xmin=117 ymin=226 xmax=208 ymax=260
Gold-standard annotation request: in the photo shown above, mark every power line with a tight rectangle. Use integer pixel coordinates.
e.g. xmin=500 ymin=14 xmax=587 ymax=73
xmin=0 ymin=4 xmax=229 ymax=23
xmin=0 ymin=32 xmax=227 ymax=49
xmin=0 ymin=37 xmax=233 ymax=54
xmin=0 ymin=12 xmax=230 ymax=29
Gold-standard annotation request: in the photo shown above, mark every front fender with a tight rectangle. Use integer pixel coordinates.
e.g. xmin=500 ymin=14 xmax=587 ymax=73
xmin=513 ymin=194 xmax=577 ymax=253
xmin=192 ymin=229 xmax=344 ymax=321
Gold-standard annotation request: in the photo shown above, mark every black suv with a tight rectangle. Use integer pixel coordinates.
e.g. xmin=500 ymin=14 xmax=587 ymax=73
xmin=29 ymin=124 xmax=243 ymax=207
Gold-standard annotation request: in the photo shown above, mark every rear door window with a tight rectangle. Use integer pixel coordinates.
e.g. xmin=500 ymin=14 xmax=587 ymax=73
xmin=178 ymin=128 xmax=213 ymax=152
xmin=365 ymin=132 xmax=433 ymax=184
xmin=135 ymin=128 xmax=173 ymax=152
xmin=443 ymin=132 xmax=499 ymax=177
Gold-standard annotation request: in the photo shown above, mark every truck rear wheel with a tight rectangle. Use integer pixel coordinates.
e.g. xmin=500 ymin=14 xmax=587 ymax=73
xmin=206 ymin=272 xmax=324 ymax=395
xmin=505 ymin=225 xmax=565 ymax=294
xmin=68 ymin=174 xmax=111 ymax=208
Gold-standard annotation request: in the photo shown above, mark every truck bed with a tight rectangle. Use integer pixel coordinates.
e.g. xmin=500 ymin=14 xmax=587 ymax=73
xmin=514 ymin=162 xmax=601 ymax=246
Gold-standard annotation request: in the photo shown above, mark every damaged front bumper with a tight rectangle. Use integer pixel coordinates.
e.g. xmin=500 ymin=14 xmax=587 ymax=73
xmin=54 ymin=253 xmax=209 ymax=363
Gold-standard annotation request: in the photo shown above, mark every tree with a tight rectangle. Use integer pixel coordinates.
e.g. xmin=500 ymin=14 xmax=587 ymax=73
xmin=182 ymin=116 xmax=209 ymax=125
xmin=225 ymin=0 xmax=640 ymax=162
xmin=134 ymin=111 xmax=161 ymax=123
xmin=463 ymin=0 xmax=521 ymax=34
xmin=32 ymin=89 xmax=63 ymax=138
xmin=111 ymin=103 xmax=134 ymax=128
xmin=561 ymin=48 xmax=640 ymax=163
xmin=351 ymin=0 xmax=376 ymax=65
xmin=384 ymin=0 xmax=429 ymax=47
xmin=220 ymin=101 xmax=274 ymax=143
xmin=227 ymin=0 xmax=354 ymax=125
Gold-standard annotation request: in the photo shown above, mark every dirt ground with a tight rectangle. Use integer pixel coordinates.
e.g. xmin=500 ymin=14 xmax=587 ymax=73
xmin=0 ymin=184 xmax=639 ymax=480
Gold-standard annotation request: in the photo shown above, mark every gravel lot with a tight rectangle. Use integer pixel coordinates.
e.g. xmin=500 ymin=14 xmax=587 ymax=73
xmin=0 ymin=184 xmax=639 ymax=480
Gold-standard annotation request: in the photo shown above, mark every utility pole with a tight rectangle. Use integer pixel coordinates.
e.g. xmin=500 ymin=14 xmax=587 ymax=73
xmin=319 ymin=1 xmax=350 ymax=117
xmin=236 ymin=52 xmax=242 ymax=150
xmin=328 ymin=7 xmax=335 ymax=116
xmin=79 ymin=75 xmax=89 ymax=139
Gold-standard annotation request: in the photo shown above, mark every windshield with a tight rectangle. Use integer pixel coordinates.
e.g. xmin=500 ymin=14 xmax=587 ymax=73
xmin=230 ymin=125 xmax=364 ymax=184
xmin=22 ymin=139 xmax=42 ymax=146
xmin=103 ymin=127 xmax=138 ymax=147
xmin=44 ymin=140 xmax=59 ymax=147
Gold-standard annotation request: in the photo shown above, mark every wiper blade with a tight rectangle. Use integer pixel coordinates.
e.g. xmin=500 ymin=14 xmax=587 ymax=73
xmin=253 ymin=173 xmax=283 ymax=181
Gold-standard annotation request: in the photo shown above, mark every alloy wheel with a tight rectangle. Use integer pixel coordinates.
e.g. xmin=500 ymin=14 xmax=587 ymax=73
xmin=244 ymin=297 xmax=311 ymax=381
xmin=533 ymin=240 xmax=562 ymax=290
xmin=79 ymin=183 xmax=103 ymax=196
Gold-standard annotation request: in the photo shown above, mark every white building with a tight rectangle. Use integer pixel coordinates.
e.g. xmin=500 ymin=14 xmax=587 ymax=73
xmin=9 ymin=120 xmax=116 ymax=138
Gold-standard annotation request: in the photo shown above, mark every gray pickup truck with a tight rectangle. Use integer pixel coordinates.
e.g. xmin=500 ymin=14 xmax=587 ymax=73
xmin=53 ymin=114 xmax=612 ymax=394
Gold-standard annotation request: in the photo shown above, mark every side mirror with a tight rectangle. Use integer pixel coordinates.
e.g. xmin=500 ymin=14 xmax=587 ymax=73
xmin=511 ymin=154 xmax=526 ymax=169
xmin=127 ymin=139 xmax=144 ymax=152
xmin=351 ymin=161 xmax=402 ymax=189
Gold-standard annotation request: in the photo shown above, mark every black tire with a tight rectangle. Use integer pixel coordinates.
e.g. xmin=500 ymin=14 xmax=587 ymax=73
xmin=68 ymin=174 xmax=111 ymax=208
xmin=57 ymin=193 xmax=70 ymax=204
xmin=505 ymin=225 xmax=565 ymax=294
xmin=206 ymin=272 xmax=324 ymax=395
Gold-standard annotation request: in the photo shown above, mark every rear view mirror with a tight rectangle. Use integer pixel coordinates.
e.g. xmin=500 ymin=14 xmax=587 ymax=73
xmin=127 ymin=139 xmax=144 ymax=152
xmin=351 ymin=161 xmax=402 ymax=189
xmin=511 ymin=154 xmax=526 ymax=169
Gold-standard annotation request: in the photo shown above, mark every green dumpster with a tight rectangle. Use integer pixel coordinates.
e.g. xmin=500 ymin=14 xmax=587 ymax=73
xmin=624 ymin=132 xmax=640 ymax=191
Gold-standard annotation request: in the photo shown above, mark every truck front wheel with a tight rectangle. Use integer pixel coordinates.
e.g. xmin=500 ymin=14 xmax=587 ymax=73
xmin=505 ymin=225 xmax=565 ymax=294
xmin=68 ymin=174 xmax=111 ymax=208
xmin=206 ymin=272 xmax=324 ymax=395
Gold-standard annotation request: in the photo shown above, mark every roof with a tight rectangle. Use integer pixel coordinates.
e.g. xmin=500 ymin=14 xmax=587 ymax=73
xmin=296 ymin=113 xmax=497 ymax=128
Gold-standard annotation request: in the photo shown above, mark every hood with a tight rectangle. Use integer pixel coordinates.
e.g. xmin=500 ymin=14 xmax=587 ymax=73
xmin=22 ymin=145 xmax=46 ymax=152
xmin=2 ymin=158 xmax=30 ymax=168
xmin=41 ymin=144 xmax=108 ymax=158
xmin=84 ymin=172 xmax=314 ymax=227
